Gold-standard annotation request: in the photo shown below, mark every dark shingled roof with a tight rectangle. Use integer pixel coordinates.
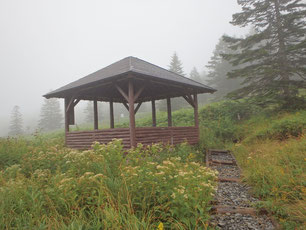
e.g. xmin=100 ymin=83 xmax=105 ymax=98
xmin=44 ymin=56 xmax=216 ymax=100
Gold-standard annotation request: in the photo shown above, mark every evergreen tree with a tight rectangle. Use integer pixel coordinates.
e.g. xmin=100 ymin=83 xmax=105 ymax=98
xmin=39 ymin=98 xmax=63 ymax=131
xmin=9 ymin=105 xmax=23 ymax=136
xmin=158 ymin=52 xmax=187 ymax=111
xmin=223 ymin=0 xmax=306 ymax=106
xmin=84 ymin=101 xmax=94 ymax=123
xmin=168 ymin=52 xmax=185 ymax=76
xmin=206 ymin=37 xmax=243 ymax=100
xmin=189 ymin=67 xmax=210 ymax=104
xmin=190 ymin=67 xmax=203 ymax=83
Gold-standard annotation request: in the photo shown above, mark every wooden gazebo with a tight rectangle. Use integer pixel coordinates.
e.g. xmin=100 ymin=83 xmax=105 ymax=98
xmin=44 ymin=57 xmax=216 ymax=149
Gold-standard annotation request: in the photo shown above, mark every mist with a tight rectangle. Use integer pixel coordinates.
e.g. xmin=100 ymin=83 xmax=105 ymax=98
xmin=0 ymin=0 xmax=248 ymax=136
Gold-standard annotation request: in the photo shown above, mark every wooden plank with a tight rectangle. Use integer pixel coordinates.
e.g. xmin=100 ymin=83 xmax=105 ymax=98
xmin=67 ymin=128 xmax=130 ymax=134
xmin=67 ymin=137 xmax=131 ymax=142
xmin=66 ymin=125 xmax=199 ymax=150
xmin=67 ymin=140 xmax=131 ymax=145
xmin=211 ymin=206 xmax=257 ymax=215
xmin=209 ymin=149 xmax=229 ymax=153
xmin=211 ymin=159 xmax=236 ymax=165
xmin=218 ymin=177 xmax=241 ymax=183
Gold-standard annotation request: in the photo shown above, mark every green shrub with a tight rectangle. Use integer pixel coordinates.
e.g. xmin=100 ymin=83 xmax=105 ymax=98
xmin=198 ymin=100 xmax=260 ymax=145
xmin=252 ymin=111 xmax=306 ymax=141
xmin=0 ymin=133 xmax=63 ymax=170
xmin=0 ymin=140 xmax=217 ymax=229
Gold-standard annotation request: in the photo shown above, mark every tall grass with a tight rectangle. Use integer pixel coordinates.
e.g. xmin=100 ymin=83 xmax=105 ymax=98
xmin=0 ymin=139 xmax=217 ymax=229
xmin=228 ymin=111 xmax=306 ymax=229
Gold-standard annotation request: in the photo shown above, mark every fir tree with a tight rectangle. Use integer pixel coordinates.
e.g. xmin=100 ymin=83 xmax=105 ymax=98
xmin=39 ymin=98 xmax=63 ymax=131
xmin=190 ymin=67 xmax=203 ymax=83
xmin=158 ymin=52 xmax=187 ymax=111
xmin=223 ymin=0 xmax=306 ymax=106
xmin=84 ymin=101 xmax=94 ymax=123
xmin=206 ymin=37 xmax=243 ymax=100
xmin=168 ymin=52 xmax=185 ymax=76
xmin=9 ymin=105 xmax=23 ymax=136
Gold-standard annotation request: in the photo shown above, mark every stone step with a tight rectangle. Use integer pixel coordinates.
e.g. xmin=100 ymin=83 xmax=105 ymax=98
xmin=218 ymin=177 xmax=241 ymax=183
xmin=210 ymin=159 xmax=236 ymax=165
xmin=209 ymin=149 xmax=229 ymax=153
xmin=211 ymin=205 xmax=257 ymax=215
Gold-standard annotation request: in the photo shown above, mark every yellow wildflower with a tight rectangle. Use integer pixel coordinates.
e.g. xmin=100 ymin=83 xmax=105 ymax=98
xmin=157 ymin=222 xmax=164 ymax=230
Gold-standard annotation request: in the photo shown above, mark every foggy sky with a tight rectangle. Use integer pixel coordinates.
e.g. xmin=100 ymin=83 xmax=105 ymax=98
xmin=0 ymin=0 xmax=247 ymax=136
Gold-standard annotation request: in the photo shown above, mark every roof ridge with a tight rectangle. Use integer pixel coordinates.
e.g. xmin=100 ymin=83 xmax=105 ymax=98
xmin=130 ymin=56 xmax=215 ymax=90
xmin=129 ymin=56 xmax=133 ymax=71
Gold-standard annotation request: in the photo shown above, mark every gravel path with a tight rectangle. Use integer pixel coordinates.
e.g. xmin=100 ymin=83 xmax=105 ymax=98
xmin=211 ymin=165 xmax=240 ymax=178
xmin=210 ymin=213 xmax=275 ymax=230
xmin=211 ymin=152 xmax=235 ymax=162
xmin=216 ymin=182 xmax=258 ymax=207
xmin=208 ymin=150 xmax=275 ymax=230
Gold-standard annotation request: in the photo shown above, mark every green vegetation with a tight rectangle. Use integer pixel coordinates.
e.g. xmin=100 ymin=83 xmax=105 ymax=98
xmin=197 ymin=99 xmax=305 ymax=229
xmin=227 ymin=111 xmax=305 ymax=229
xmin=1 ymin=99 xmax=305 ymax=229
xmin=0 ymin=137 xmax=217 ymax=229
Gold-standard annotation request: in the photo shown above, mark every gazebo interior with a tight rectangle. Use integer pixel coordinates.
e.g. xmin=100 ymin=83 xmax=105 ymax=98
xmin=44 ymin=56 xmax=216 ymax=149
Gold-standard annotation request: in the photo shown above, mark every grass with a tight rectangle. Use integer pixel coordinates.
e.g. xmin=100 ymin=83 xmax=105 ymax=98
xmin=0 ymin=137 xmax=217 ymax=229
xmin=227 ymin=111 xmax=306 ymax=229
xmin=1 ymin=99 xmax=305 ymax=229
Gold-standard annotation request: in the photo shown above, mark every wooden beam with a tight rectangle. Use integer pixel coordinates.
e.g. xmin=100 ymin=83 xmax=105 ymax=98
xmin=110 ymin=99 xmax=114 ymax=128
xmin=194 ymin=94 xmax=199 ymax=129
xmin=152 ymin=100 xmax=156 ymax=127
xmin=182 ymin=95 xmax=195 ymax=108
xmin=122 ymin=102 xmax=129 ymax=111
xmin=134 ymin=102 xmax=142 ymax=114
xmin=73 ymin=99 xmax=80 ymax=107
xmin=69 ymin=107 xmax=75 ymax=125
xmin=66 ymin=97 xmax=75 ymax=113
xmin=167 ymin=97 xmax=172 ymax=127
xmin=134 ymin=85 xmax=145 ymax=102
xmin=64 ymin=98 xmax=69 ymax=133
xmin=94 ymin=100 xmax=98 ymax=130
xmin=128 ymin=80 xmax=136 ymax=147
xmin=65 ymin=96 xmax=75 ymax=125
xmin=115 ymin=84 xmax=129 ymax=102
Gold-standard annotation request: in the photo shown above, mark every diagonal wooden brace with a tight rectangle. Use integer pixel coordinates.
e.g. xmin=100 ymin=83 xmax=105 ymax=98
xmin=115 ymin=84 xmax=129 ymax=102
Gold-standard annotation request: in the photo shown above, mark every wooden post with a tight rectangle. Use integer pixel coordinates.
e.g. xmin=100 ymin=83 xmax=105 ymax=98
xmin=94 ymin=100 xmax=98 ymax=130
xmin=64 ymin=98 xmax=69 ymax=133
xmin=167 ymin=97 xmax=172 ymax=127
xmin=194 ymin=94 xmax=199 ymax=128
xmin=151 ymin=100 xmax=156 ymax=127
xmin=194 ymin=94 xmax=199 ymax=141
xmin=128 ymin=80 xmax=136 ymax=147
xmin=110 ymin=99 xmax=114 ymax=128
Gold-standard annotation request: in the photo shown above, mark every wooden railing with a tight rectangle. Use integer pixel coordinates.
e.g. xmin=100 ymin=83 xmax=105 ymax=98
xmin=66 ymin=126 xmax=199 ymax=150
